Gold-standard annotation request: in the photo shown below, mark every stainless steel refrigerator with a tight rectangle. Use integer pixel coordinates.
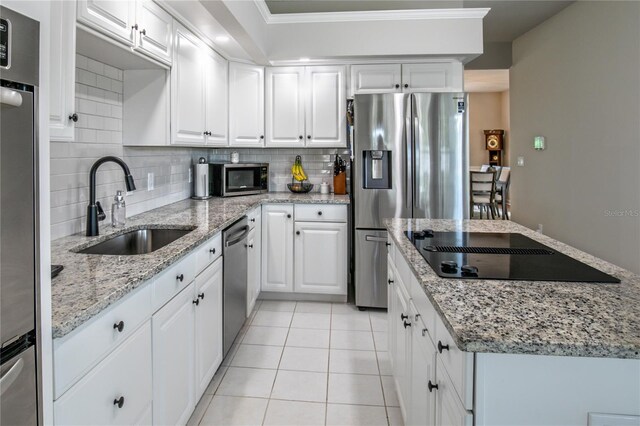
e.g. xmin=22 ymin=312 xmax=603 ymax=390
xmin=0 ymin=6 xmax=40 ymax=424
xmin=353 ymin=93 xmax=469 ymax=308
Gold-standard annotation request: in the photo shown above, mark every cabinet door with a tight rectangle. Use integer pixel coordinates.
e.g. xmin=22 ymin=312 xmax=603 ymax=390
xmin=50 ymin=0 xmax=76 ymax=142
xmin=401 ymin=62 xmax=464 ymax=92
xmin=410 ymin=317 xmax=437 ymax=426
xmin=152 ymin=282 xmax=196 ymax=426
xmin=435 ymin=367 xmax=473 ymax=426
xmin=77 ymin=0 xmax=135 ymax=46
xmin=54 ymin=322 xmax=152 ymax=426
xmin=194 ymin=258 xmax=223 ymax=400
xmin=387 ymin=258 xmax=397 ymax=368
xmin=392 ymin=274 xmax=412 ymax=421
xmin=229 ymin=63 xmax=265 ymax=147
xmin=204 ymin=49 xmax=229 ymax=146
xmin=171 ymin=24 xmax=206 ymax=145
xmin=294 ymin=221 xmax=347 ymax=295
xmin=305 ymin=66 xmax=347 ymax=147
xmin=350 ymin=64 xmax=402 ymax=95
xmin=135 ymin=0 xmax=173 ymax=64
xmin=261 ymin=204 xmax=293 ymax=292
xmin=265 ymin=67 xmax=305 ymax=147
xmin=246 ymin=228 xmax=258 ymax=314
xmin=250 ymin=209 xmax=262 ymax=309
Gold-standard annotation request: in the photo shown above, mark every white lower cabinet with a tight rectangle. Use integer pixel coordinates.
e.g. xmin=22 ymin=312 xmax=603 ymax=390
xmin=294 ymin=221 xmax=347 ymax=295
xmin=152 ymin=282 xmax=196 ymax=426
xmin=409 ymin=314 xmax=437 ymax=426
xmin=247 ymin=227 xmax=259 ymax=312
xmin=436 ymin=368 xmax=473 ymax=426
xmin=194 ymin=258 xmax=223 ymax=400
xmin=261 ymin=204 xmax=294 ymax=292
xmin=54 ymin=321 xmax=153 ymax=425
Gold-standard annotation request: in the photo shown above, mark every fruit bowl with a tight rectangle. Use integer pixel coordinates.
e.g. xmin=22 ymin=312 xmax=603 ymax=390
xmin=287 ymin=182 xmax=314 ymax=193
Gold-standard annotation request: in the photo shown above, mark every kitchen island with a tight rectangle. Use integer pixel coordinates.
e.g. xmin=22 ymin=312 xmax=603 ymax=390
xmin=384 ymin=218 xmax=639 ymax=426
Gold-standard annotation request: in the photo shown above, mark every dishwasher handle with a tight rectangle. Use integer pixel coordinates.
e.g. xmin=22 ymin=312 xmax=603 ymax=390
xmin=225 ymin=226 xmax=250 ymax=247
xmin=365 ymin=235 xmax=388 ymax=243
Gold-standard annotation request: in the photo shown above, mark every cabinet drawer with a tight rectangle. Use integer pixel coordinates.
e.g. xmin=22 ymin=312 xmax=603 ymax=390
xmin=195 ymin=233 xmax=222 ymax=276
xmin=435 ymin=314 xmax=474 ymax=410
xmin=394 ymin=252 xmax=413 ymax=296
xmin=54 ymin=321 xmax=153 ymax=425
xmin=248 ymin=205 xmax=261 ymax=224
xmin=294 ymin=204 xmax=347 ymax=222
xmin=53 ymin=283 xmax=152 ymax=399
xmin=152 ymin=253 xmax=197 ymax=312
xmin=436 ymin=361 xmax=473 ymax=426
xmin=409 ymin=277 xmax=437 ymax=345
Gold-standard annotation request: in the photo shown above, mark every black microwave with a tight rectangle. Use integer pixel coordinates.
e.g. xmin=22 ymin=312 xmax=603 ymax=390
xmin=210 ymin=163 xmax=269 ymax=197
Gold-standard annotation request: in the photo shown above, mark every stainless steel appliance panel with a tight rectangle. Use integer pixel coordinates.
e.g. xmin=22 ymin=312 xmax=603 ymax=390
xmin=0 ymin=345 xmax=37 ymax=425
xmin=354 ymin=230 xmax=388 ymax=308
xmin=223 ymin=218 xmax=249 ymax=356
xmin=0 ymin=6 xmax=39 ymax=86
xmin=412 ymin=93 xmax=469 ymax=220
xmin=353 ymin=94 xmax=411 ymax=229
xmin=0 ymin=85 xmax=35 ymax=345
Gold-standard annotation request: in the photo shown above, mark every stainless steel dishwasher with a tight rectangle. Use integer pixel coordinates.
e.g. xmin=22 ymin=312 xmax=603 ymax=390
xmin=223 ymin=217 xmax=249 ymax=356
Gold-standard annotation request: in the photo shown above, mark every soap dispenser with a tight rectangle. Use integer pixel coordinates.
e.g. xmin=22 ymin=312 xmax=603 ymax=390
xmin=111 ymin=190 xmax=126 ymax=228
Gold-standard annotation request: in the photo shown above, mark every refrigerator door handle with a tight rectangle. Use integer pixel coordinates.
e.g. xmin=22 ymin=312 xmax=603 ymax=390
xmin=364 ymin=235 xmax=388 ymax=243
xmin=0 ymin=358 xmax=24 ymax=396
xmin=405 ymin=94 xmax=413 ymax=211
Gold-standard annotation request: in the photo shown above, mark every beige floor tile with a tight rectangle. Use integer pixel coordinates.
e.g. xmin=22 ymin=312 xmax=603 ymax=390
xmin=373 ymin=331 xmax=388 ymax=351
xmin=370 ymin=315 xmax=388 ymax=332
xmin=295 ymin=301 xmax=332 ymax=314
xmin=271 ymin=370 xmax=328 ymax=403
xmin=381 ymin=375 xmax=400 ymax=407
xmin=331 ymin=303 xmax=362 ymax=314
xmin=263 ymin=400 xmax=326 ymax=426
xmin=200 ymin=395 xmax=268 ymax=426
xmin=331 ymin=313 xmax=371 ymax=331
xmin=252 ymin=310 xmax=294 ymax=327
xmin=377 ymin=351 xmax=392 ymax=376
xmin=187 ymin=393 xmax=213 ymax=426
xmin=242 ymin=325 xmax=289 ymax=346
xmin=387 ymin=406 xmax=404 ymax=426
xmin=330 ymin=330 xmax=375 ymax=350
xmin=290 ymin=312 xmax=331 ymax=330
xmin=231 ymin=344 xmax=283 ymax=369
xmin=222 ymin=343 xmax=240 ymax=366
xmin=279 ymin=347 xmax=329 ymax=372
xmin=327 ymin=373 xmax=384 ymax=406
xmin=259 ymin=300 xmax=297 ymax=312
xmin=216 ymin=367 xmax=277 ymax=398
xmin=326 ymin=404 xmax=388 ymax=426
xmin=204 ymin=366 xmax=228 ymax=395
xmin=329 ymin=349 xmax=380 ymax=375
xmin=285 ymin=328 xmax=330 ymax=348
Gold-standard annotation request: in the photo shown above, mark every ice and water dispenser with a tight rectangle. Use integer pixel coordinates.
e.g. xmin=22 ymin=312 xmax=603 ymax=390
xmin=362 ymin=150 xmax=392 ymax=189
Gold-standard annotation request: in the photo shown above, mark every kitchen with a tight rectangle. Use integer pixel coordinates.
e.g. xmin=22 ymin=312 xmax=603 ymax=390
xmin=1 ymin=1 xmax=639 ymax=426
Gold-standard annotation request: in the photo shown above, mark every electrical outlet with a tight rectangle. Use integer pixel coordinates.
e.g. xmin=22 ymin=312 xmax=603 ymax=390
xmin=188 ymin=167 xmax=193 ymax=183
xmin=147 ymin=172 xmax=154 ymax=191
xmin=537 ymin=224 xmax=543 ymax=234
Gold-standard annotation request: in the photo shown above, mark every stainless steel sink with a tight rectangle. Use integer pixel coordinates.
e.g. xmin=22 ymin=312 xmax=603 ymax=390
xmin=77 ymin=228 xmax=193 ymax=255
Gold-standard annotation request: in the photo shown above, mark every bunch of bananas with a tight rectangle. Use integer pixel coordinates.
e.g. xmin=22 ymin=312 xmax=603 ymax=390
xmin=291 ymin=155 xmax=308 ymax=182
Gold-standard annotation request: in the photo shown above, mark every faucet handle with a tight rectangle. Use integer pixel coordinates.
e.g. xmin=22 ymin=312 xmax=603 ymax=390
xmin=96 ymin=201 xmax=106 ymax=222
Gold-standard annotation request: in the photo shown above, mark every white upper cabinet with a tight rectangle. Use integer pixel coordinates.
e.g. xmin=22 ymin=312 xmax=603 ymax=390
xmin=134 ymin=0 xmax=173 ymax=64
xmin=229 ymin=63 xmax=265 ymax=147
xmin=350 ymin=64 xmax=402 ymax=95
xmin=171 ymin=24 xmax=206 ymax=145
xmin=305 ymin=66 xmax=347 ymax=148
xmin=77 ymin=0 xmax=136 ymax=46
xmin=49 ymin=0 xmax=76 ymax=142
xmin=265 ymin=67 xmax=305 ymax=147
xmin=402 ymin=62 xmax=463 ymax=92
xmin=265 ymin=66 xmax=346 ymax=148
xmin=204 ymin=49 xmax=229 ymax=146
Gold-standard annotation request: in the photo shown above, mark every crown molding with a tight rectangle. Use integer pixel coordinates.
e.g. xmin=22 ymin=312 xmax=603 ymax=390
xmin=253 ymin=0 xmax=489 ymax=24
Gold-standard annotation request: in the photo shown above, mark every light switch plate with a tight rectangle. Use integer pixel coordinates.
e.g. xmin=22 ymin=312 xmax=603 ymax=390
xmin=517 ymin=156 xmax=525 ymax=167
xmin=147 ymin=172 xmax=154 ymax=191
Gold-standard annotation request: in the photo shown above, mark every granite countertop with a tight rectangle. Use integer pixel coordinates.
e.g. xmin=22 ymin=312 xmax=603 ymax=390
xmin=51 ymin=193 xmax=350 ymax=339
xmin=385 ymin=219 xmax=640 ymax=359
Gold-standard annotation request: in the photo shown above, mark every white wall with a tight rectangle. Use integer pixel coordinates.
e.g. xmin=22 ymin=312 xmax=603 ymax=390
xmin=510 ymin=1 xmax=640 ymax=274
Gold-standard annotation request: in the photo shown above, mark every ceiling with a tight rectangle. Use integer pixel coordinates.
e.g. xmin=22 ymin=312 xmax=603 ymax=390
xmin=264 ymin=0 xmax=574 ymax=42
xmin=464 ymin=69 xmax=509 ymax=92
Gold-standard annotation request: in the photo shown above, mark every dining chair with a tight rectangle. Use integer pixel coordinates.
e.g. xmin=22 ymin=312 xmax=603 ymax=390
xmin=495 ymin=167 xmax=511 ymax=219
xmin=470 ymin=170 xmax=497 ymax=219
xmin=480 ymin=164 xmax=490 ymax=172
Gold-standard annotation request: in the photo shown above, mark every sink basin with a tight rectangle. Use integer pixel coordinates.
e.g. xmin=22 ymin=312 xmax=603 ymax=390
xmin=77 ymin=228 xmax=193 ymax=255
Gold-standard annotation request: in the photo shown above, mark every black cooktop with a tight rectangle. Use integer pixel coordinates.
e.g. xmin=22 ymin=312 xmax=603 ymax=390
xmin=405 ymin=230 xmax=620 ymax=283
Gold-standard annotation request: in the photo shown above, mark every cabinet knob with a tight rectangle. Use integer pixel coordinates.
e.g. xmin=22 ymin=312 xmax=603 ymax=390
xmin=400 ymin=313 xmax=408 ymax=321
xmin=422 ymin=328 xmax=428 ymax=337
xmin=317 ymin=211 xmax=322 ymax=216
xmin=414 ymin=313 xmax=421 ymax=321
xmin=437 ymin=340 xmax=450 ymax=353
xmin=403 ymin=320 xmax=411 ymax=329
xmin=307 ymin=135 xmax=311 ymax=139
xmin=385 ymin=242 xmax=391 ymax=247
xmin=287 ymin=214 xmax=291 ymax=218
xmin=260 ymin=135 xmax=264 ymax=139
xmin=248 ymin=244 xmax=254 ymax=248
xmin=427 ymin=380 xmax=438 ymax=392
xmin=299 ymin=135 xmax=303 ymax=140
xmin=387 ymin=279 xmax=394 ymax=285
xmin=176 ymin=274 xmax=184 ymax=282
xmin=68 ymin=113 xmax=78 ymax=122
xmin=209 ymin=248 xmax=216 ymax=254
xmin=113 ymin=321 xmax=124 ymax=332
xmin=193 ymin=299 xmax=200 ymax=306
xmin=250 ymin=218 xmax=256 ymax=222
xmin=296 ymin=231 xmax=300 ymax=235
xmin=198 ymin=292 xmax=205 ymax=300
xmin=131 ymin=23 xmax=139 ymax=31
xmin=404 ymin=83 xmax=409 ymax=88
xmin=395 ymin=84 xmax=400 ymax=89
xmin=113 ymin=396 xmax=125 ymax=408
xmin=140 ymin=28 xmax=146 ymax=36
